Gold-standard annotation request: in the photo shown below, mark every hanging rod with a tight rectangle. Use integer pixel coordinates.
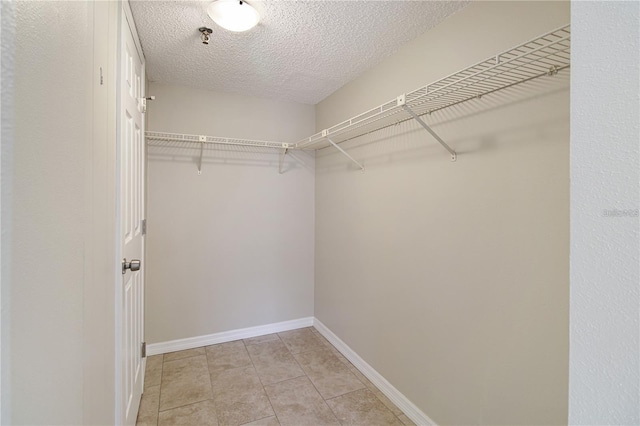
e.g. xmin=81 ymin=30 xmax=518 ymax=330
xmin=295 ymin=24 xmax=571 ymax=161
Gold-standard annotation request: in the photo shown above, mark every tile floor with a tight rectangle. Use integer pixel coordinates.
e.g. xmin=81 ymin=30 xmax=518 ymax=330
xmin=137 ymin=327 xmax=416 ymax=426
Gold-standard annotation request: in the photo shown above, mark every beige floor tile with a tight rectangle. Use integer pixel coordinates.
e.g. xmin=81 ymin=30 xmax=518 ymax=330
xmin=397 ymin=414 xmax=416 ymax=426
xmin=372 ymin=389 xmax=404 ymax=417
xmin=293 ymin=349 xmax=365 ymax=399
xmin=240 ymin=416 xmax=280 ymax=426
xmin=345 ymin=364 xmax=375 ymax=389
xmin=307 ymin=330 xmax=356 ymax=371
xmin=158 ymin=399 xmax=218 ymax=426
xmin=164 ymin=347 xmax=206 ymax=362
xmin=243 ymin=334 xmax=280 ymax=346
xmin=145 ymin=355 xmax=163 ymax=389
xmin=326 ymin=346 xmax=350 ymax=366
xmin=160 ymin=355 xmax=213 ymax=411
xmin=137 ymin=385 xmax=160 ymax=426
xmin=264 ymin=376 xmax=340 ymax=426
xmin=246 ymin=340 xmax=305 ymax=386
xmin=210 ymin=366 xmax=274 ymax=425
xmin=206 ymin=340 xmax=253 ymax=374
xmin=139 ymin=328 xmax=409 ymax=426
xmin=278 ymin=328 xmax=325 ymax=354
xmin=310 ymin=329 xmax=333 ymax=347
xmin=326 ymin=388 xmax=403 ymax=426
xmin=342 ymin=363 xmax=395 ymax=410
xmin=312 ymin=333 xmax=350 ymax=363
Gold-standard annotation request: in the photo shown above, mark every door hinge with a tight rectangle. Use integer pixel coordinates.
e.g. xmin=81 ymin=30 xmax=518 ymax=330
xmin=99 ymin=67 xmax=104 ymax=85
xmin=140 ymin=96 xmax=155 ymax=114
xmin=141 ymin=219 xmax=146 ymax=236
xmin=141 ymin=342 xmax=146 ymax=358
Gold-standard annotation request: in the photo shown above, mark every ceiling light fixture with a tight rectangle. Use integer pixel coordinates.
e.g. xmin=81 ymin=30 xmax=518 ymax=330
xmin=207 ymin=0 xmax=260 ymax=32
xmin=199 ymin=27 xmax=213 ymax=44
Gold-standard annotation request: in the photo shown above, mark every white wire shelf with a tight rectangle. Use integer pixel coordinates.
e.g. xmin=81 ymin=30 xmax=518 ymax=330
xmin=146 ymin=131 xmax=292 ymax=174
xmin=146 ymin=131 xmax=290 ymax=150
xmin=295 ymin=24 xmax=571 ymax=161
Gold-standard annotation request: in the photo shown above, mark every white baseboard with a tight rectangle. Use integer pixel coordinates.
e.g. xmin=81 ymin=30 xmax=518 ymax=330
xmin=147 ymin=316 xmax=314 ymax=356
xmin=313 ymin=318 xmax=437 ymax=426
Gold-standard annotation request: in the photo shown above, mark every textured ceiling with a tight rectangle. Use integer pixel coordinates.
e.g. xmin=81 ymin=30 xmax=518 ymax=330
xmin=130 ymin=1 xmax=468 ymax=105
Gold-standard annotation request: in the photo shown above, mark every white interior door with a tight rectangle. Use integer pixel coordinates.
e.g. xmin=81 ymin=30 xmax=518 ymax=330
xmin=120 ymin=4 xmax=145 ymax=425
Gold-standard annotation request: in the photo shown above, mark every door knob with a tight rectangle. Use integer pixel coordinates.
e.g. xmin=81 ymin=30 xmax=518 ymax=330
xmin=122 ymin=258 xmax=141 ymax=274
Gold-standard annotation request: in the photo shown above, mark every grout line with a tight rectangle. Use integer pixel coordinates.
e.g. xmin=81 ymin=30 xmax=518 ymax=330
xmin=288 ymin=344 xmax=342 ymax=425
xmin=155 ymin=354 xmax=165 ymax=424
xmin=245 ymin=340 xmax=281 ymax=426
xmin=162 ymin=351 xmax=204 ymax=363
xmin=157 ymin=397 xmax=214 ymax=414
xmin=323 ymin=386 xmax=404 ymax=423
xmin=275 ymin=333 xmax=291 ymax=352
xmin=245 ymin=338 xmax=270 ymax=390
xmin=243 ymin=333 xmax=282 ymax=346
xmin=245 ymin=339 xmax=265 ymax=389
xmin=247 ymin=335 xmax=307 ymax=387
xmin=261 ymin=384 xmax=281 ymax=425
xmin=324 ymin=386 xmax=367 ymax=402
xmin=156 ymin=351 xmax=215 ymax=421
xmin=238 ymin=414 xmax=279 ymax=426
xmin=303 ymin=331 xmax=404 ymax=423
xmin=205 ymin=358 xmax=215 ymax=420
xmin=396 ymin=413 xmax=413 ymax=426
xmin=206 ymin=346 xmax=246 ymax=426
xmin=260 ymin=372 xmax=307 ymax=388
xmin=156 ymin=397 xmax=214 ymax=420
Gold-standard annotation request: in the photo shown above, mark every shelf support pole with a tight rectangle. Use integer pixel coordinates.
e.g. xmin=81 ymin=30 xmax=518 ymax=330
xmin=326 ymin=136 xmax=365 ymax=172
xmin=197 ymin=135 xmax=206 ymax=175
xmin=401 ymin=105 xmax=457 ymax=162
xmin=279 ymin=147 xmax=288 ymax=174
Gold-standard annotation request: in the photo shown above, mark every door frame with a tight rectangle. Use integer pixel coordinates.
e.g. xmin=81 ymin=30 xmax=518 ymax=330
xmin=84 ymin=0 xmax=119 ymax=424
xmin=82 ymin=0 xmax=147 ymax=423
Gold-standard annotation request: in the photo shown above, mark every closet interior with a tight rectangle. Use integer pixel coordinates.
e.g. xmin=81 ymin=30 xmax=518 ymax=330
xmin=141 ymin=2 xmax=571 ymax=425
xmin=8 ymin=0 xmax=640 ymax=424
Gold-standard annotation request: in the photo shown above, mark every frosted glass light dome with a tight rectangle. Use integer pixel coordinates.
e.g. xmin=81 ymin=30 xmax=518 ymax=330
xmin=207 ymin=0 xmax=260 ymax=32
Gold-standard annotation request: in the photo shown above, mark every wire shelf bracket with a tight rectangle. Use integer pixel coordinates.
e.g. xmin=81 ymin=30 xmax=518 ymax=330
xmin=397 ymin=95 xmax=457 ymax=162
xmin=325 ymin=131 xmax=365 ymax=172
xmin=278 ymin=147 xmax=289 ymax=174
xmin=197 ymin=135 xmax=205 ymax=175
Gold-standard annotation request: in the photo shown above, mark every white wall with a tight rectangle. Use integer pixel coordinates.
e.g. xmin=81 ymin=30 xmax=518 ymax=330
xmin=314 ymin=2 xmax=570 ymax=424
xmin=1 ymin=2 xmax=119 ymax=424
xmin=145 ymin=83 xmax=315 ymax=344
xmin=2 ymin=1 xmax=92 ymax=424
xmin=569 ymin=2 xmax=640 ymax=424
